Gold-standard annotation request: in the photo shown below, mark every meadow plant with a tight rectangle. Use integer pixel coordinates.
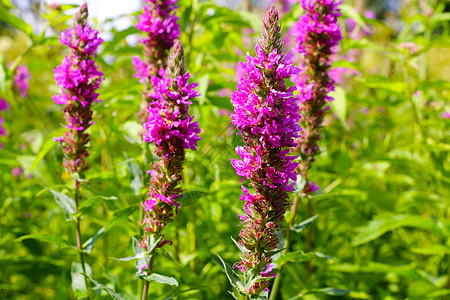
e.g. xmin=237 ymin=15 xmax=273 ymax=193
xmin=52 ymin=2 xmax=103 ymax=292
xmin=270 ymin=1 xmax=342 ymax=297
xmin=139 ymin=40 xmax=200 ymax=299
xmin=53 ymin=3 xmax=103 ymax=174
xmin=133 ymin=0 xmax=180 ymax=123
xmin=0 ymin=98 xmax=9 ymax=150
xmin=228 ymin=6 xmax=300 ymax=297
xmin=291 ymin=0 xmax=342 ymax=188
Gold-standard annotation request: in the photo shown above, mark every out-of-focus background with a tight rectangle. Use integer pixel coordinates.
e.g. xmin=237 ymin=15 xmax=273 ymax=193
xmin=0 ymin=0 xmax=449 ymax=299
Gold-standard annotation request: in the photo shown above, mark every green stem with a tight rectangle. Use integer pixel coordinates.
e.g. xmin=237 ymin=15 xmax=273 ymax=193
xmin=74 ymin=177 xmax=90 ymax=299
xmin=185 ymin=0 xmax=198 ymax=68
xmin=269 ymin=194 xmax=301 ymax=300
xmin=141 ymin=250 xmax=156 ymax=300
xmin=305 ymin=197 xmax=313 ymax=274
xmin=402 ymin=62 xmax=426 ymax=142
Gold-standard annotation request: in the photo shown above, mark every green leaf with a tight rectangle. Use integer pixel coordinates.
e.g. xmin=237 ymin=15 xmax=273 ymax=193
xmin=0 ymin=63 xmax=6 ymax=93
xmin=147 ymin=274 xmax=178 ymax=287
xmin=430 ymin=12 xmax=450 ymax=25
xmin=276 ymin=251 xmax=332 ymax=265
xmin=147 ymin=235 xmax=163 ymax=253
xmin=82 ymin=274 xmax=125 ymax=300
xmin=103 ymin=26 xmax=139 ymax=53
xmin=228 ymin=291 xmax=239 ymax=300
xmin=411 ymin=245 xmax=450 ymax=255
xmin=112 ymin=251 xmax=147 ymax=261
xmin=78 ymin=195 xmax=118 ymax=212
xmin=231 ymin=236 xmax=249 ymax=254
xmin=352 ymin=215 xmax=446 ymax=246
xmin=207 ymin=95 xmax=233 ymax=111
xmin=105 ymin=205 xmax=138 ymax=232
xmin=132 ymin=236 xmax=145 ymax=255
xmin=83 ymin=226 xmax=106 ymax=254
xmin=294 ymin=175 xmax=306 ymax=194
xmin=310 ymin=287 xmax=351 ymax=296
xmin=127 ymin=161 xmax=143 ymax=195
xmin=49 ymin=189 xmax=76 ymax=220
xmin=213 ymin=254 xmax=244 ymax=292
xmin=292 ymin=215 xmax=319 ymax=233
xmin=0 ymin=6 xmax=33 ymax=37
xmin=196 ymin=74 xmax=209 ymax=105
xmin=340 ymin=5 xmax=366 ymax=28
xmin=16 ymin=234 xmax=72 ymax=248
xmin=71 ymin=262 xmax=91 ymax=294
xmin=330 ymin=86 xmax=347 ymax=128
xmin=0 ymin=0 xmax=14 ymax=9
xmin=237 ymin=11 xmax=261 ymax=31
xmin=361 ymin=75 xmax=406 ymax=94
xmin=30 ymin=128 xmax=65 ymax=171
xmin=330 ymin=261 xmax=417 ymax=277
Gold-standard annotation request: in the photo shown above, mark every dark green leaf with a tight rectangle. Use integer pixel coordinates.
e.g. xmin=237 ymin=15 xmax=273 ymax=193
xmin=310 ymin=287 xmax=351 ymax=296
xmin=352 ymin=215 xmax=446 ymax=246
xmin=213 ymin=254 xmax=244 ymax=292
xmin=0 ymin=6 xmax=33 ymax=37
xmin=293 ymin=215 xmax=319 ymax=233
xmin=49 ymin=189 xmax=76 ymax=220
xmin=276 ymin=251 xmax=332 ymax=265
xmin=16 ymin=234 xmax=72 ymax=248
xmin=78 ymin=195 xmax=118 ymax=212
xmin=30 ymin=128 xmax=66 ymax=172
xmin=71 ymin=262 xmax=91 ymax=293
xmin=105 ymin=205 xmax=138 ymax=232
xmin=231 ymin=236 xmax=249 ymax=254
xmin=147 ymin=274 xmax=178 ymax=286
xmin=83 ymin=226 xmax=106 ymax=254
xmin=82 ymin=273 xmax=126 ymax=300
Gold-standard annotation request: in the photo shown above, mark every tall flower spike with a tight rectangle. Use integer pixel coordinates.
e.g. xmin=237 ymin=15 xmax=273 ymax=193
xmin=140 ymin=40 xmax=200 ymax=255
xmin=133 ymin=0 xmax=180 ymax=123
xmin=52 ymin=3 xmax=103 ymax=174
xmin=291 ymin=0 xmax=342 ymax=192
xmin=230 ymin=6 xmax=300 ymax=296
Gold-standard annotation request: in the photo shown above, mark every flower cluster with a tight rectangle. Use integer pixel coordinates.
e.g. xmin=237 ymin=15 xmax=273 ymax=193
xmin=291 ymin=0 xmax=342 ymax=193
xmin=52 ymin=3 xmax=103 ymax=174
xmin=141 ymin=41 xmax=200 ymax=249
xmin=230 ymin=7 xmax=300 ymax=296
xmin=13 ymin=65 xmax=31 ymax=97
xmin=0 ymin=98 xmax=10 ymax=150
xmin=133 ymin=0 xmax=180 ymax=123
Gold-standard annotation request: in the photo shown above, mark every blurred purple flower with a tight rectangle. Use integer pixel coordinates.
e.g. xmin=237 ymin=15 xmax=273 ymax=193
xmin=346 ymin=10 xmax=376 ymax=40
xmin=0 ymin=98 xmax=10 ymax=150
xmin=11 ymin=167 xmax=24 ymax=178
xmin=291 ymin=0 xmax=342 ymax=190
xmin=443 ymin=112 xmax=450 ymax=119
xmin=14 ymin=65 xmax=31 ymax=97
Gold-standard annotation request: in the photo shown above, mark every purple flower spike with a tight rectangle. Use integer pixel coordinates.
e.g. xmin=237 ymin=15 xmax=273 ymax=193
xmin=230 ymin=6 xmax=300 ymax=296
xmin=291 ymin=0 xmax=342 ymax=188
xmin=134 ymin=0 xmax=180 ymax=124
xmin=52 ymin=3 xmax=103 ymax=174
xmin=141 ymin=41 xmax=200 ymax=248
xmin=14 ymin=65 xmax=31 ymax=97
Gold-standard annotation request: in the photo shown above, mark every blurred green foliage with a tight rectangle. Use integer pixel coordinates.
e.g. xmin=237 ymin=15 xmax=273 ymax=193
xmin=0 ymin=0 xmax=449 ymax=299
